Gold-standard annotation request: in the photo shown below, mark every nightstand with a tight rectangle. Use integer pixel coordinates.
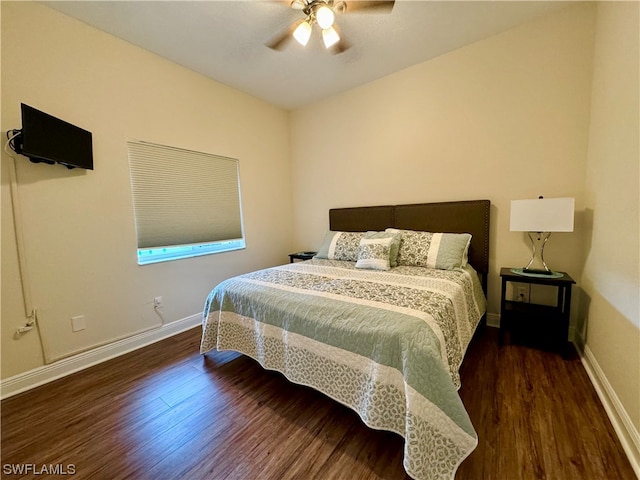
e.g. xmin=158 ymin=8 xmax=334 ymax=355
xmin=499 ymin=267 xmax=575 ymax=357
xmin=288 ymin=251 xmax=317 ymax=263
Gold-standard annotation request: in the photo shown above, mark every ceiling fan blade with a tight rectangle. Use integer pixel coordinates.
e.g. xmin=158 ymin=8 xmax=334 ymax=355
xmin=342 ymin=0 xmax=395 ymax=13
xmin=265 ymin=19 xmax=304 ymax=50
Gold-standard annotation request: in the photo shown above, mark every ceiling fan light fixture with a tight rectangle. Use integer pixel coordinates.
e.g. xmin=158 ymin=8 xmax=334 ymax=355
xmin=293 ymin=20 xmax=312 ymax=46
xmin=322 ymin=25 xmax=340 ymax=48
xmin=315 ymin=5 xmax=335 ymax=29
xmin=290 ymin=0 xmax=306 ymax=10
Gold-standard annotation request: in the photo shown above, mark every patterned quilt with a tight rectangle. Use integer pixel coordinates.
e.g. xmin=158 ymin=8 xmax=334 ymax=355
xmin=200 ymin=258 xmax=486 ymax=480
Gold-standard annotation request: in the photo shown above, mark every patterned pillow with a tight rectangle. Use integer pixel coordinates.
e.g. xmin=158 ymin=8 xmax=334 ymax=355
xmin=355 ymin=237 xmax=393 ymax=271
xmin=385 ymin=228 xmax=472 ymax=269
xmin=363 ymin=231 xmax=402 ymax=267
xmin=314 ymin=231 xmax=365 ymax=262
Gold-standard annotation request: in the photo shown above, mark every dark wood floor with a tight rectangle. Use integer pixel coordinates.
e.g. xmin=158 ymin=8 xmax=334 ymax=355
xmin=1 ymin=326 xmax=635 ymax=480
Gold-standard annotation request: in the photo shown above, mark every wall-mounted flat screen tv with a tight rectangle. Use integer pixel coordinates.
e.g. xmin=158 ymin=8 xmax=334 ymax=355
xmin=20 ymin=103 xmax=93 ymax=170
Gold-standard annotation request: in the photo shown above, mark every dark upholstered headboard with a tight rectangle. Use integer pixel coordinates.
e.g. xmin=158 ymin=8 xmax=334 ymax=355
xmin=329 ymin=199 xmax=491 ymax=283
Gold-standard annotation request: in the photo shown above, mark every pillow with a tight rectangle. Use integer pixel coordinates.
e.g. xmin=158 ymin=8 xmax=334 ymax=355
xmin=355 ymin=237 xmax=394 ymax=271
xmin=386 ymin=228 xmax=471 ymax=270
xmin=314 ymin=231 xmax=365 ymax=262
xmin=363 ymin=230 xmax=402 ymax=267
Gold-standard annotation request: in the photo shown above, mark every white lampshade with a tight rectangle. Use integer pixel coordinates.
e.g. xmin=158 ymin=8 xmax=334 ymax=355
xmin=293 ymin=20 xmax=312 ymax=46
xmin=322 ymin=26 xmax=340 ymax=48
xmin=510 ymin=197 xmax=575 ymax=232
xmin=316 ymin=5 xmax=335 ymax=29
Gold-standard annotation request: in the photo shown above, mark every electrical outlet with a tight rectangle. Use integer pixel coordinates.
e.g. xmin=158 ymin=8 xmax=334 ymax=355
xmin=153 ymin=296 xmax=163 ymax=308
xmin=71 ymin=315 xmax=86 ymax=332
xmin=516 ymin=286 xmax=529 ymax=303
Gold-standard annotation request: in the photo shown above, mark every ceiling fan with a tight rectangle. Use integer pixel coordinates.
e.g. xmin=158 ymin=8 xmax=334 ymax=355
xmin=266 ymin=0 xmax=395 ymax=54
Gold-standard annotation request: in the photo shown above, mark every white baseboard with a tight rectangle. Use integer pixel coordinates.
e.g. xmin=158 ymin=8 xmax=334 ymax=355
xmin=486 ymin=312 xmax=500 ymax=328
xmin=579 ymin=342 xmax=640 ymax=478
xmin=1 ymin=313 xmax=202 ymax=400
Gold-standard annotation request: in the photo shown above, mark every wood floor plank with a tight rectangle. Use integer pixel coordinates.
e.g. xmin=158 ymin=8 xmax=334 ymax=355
xmin=1 ymin=326 xmax=635 ymax=480
xmin=457 ymin=329 xmax=636 ymax=480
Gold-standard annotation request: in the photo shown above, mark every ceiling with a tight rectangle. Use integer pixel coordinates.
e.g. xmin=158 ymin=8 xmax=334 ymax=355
xmin=44 ymin=1 xmax=571 ymax=110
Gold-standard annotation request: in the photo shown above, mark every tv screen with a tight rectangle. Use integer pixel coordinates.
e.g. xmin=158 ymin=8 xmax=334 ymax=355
xmin=20 ymin=103 xmax=93 ymax=170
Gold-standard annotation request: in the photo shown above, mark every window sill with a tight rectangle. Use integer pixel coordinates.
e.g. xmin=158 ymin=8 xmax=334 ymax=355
xmin=137 ymin=239 xmax=245 ymax=265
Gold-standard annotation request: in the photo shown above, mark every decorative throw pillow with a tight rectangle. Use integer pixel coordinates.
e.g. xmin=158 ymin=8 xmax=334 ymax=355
xmin=363 ymin=230 xmax=402 ymax=267
xmin=385 ymin=228 xmax=472 ymax=270
xmin=355 ymin=237 xmax=393 ymax=271
xmin=314 ymin=231 xmax=365 ymax=262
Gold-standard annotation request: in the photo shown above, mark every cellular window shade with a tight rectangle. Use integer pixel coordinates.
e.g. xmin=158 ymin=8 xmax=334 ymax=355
xmin=128 ymin=140 xmax=243 ymax=249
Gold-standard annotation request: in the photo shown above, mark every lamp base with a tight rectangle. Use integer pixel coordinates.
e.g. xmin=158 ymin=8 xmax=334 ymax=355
xmin=522 ymin=232 xmax=557 ymax=275
xmin=510 ymin=268 xmax=564 ymax=279
xmin=523 ymin=268 xmax=554 ymax=275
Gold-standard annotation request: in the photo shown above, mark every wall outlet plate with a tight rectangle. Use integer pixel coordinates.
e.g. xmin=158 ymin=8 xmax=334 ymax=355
xmin=516 ymin=286 xmax=529 ymax=303
xmin=71 ymin=315 xmax=86 ymax=332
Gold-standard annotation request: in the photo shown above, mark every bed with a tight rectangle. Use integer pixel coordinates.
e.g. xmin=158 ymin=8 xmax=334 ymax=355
xmin=200 ymin=199 xmax=490 ymax=480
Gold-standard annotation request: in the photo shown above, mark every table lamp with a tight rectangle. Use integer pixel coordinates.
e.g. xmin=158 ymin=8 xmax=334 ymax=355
xmin=510 ymin=196 xmax=575 ymax=277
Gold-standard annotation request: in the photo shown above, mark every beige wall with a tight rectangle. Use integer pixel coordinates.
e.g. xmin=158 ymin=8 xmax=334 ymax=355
xmin=290 ymin=4 xmax=596 ymax=315
xmin=582 ymin=2 xmax=639 ymax=435
xmin=1 ymin=2 xmax=292 ymax=377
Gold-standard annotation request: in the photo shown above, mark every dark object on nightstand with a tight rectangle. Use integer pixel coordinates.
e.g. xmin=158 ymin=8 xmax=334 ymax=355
xmin=499 ymin=267 xmax=575 ymax=358
xmin=289 ymin=251 xmax=317 ymax=263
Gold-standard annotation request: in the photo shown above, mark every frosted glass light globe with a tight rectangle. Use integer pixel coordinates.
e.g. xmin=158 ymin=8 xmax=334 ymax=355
xmin=293 ymin=20 xmax=312 ymax=46
xmin=316 ymin=6 xmax=335 ymax=29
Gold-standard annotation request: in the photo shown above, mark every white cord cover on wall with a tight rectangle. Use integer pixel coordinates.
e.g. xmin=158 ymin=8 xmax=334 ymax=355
xmin=5 ymin=133 xmax=52 ymax=363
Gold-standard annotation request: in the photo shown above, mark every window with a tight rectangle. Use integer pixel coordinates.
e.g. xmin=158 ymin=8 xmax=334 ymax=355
xmin=127 ymin=140 xmax=245 ymax=265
